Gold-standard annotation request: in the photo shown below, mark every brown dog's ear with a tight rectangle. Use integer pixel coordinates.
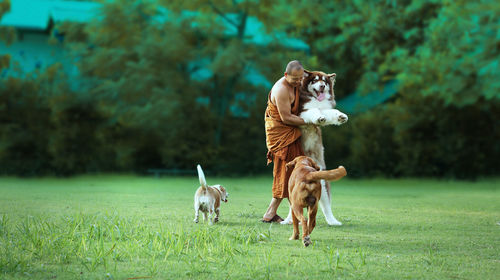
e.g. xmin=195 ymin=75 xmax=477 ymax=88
xmin=303 ymin=69 xmax=312 ymax=78
xmin=286 ymin=158 xmax=297 ymax=171
xmin=308 ymin=157 xmax=321 ymax=171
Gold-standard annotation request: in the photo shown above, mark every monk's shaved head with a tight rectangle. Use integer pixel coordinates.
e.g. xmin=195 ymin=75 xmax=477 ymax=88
xmin=285 ymin=60 xmax=303 ymax=74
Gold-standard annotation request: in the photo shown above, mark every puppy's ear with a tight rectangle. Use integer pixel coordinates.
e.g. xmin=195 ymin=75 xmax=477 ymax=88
xmin=303 ymin=69 xmax=312 ymax=78
xmin=308 ymin=158 xmax=321 ymax=171
xmin=286 ymin=159 xmax=297 ymax=171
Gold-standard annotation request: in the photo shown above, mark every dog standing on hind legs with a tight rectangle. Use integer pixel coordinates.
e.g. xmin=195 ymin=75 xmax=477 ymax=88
xmin=286 ymin=156 xmax=346 ymax=247
xmin=282 ymin=69 xmax=348 ymax=226
xmin=193 ymin=164 xmax=228 ymax=224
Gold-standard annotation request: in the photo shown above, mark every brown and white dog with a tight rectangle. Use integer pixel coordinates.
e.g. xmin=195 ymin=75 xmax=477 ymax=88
xmin=286 ymin=156 xmax=347 ymax=246
xmin=193 ymin=164 xmax=228 ymax=224
xmin=282 ymin=70 xmax=348 ymax=226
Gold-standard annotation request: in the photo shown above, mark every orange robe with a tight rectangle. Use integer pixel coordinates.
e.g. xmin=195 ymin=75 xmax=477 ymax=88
xmin=265 ymin=87 xmax=304 ymax=198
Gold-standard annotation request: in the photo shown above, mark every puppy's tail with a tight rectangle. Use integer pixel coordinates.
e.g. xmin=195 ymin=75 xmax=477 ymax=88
xmin=197 ymin=164 xmax=208 ymax=190
xmin=306 ymin=166 xmax=347 ymax=182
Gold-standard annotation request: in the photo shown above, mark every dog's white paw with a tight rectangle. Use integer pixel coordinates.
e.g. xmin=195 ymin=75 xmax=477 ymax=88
xmin=280 ymin=218 xmax=292 ymax=225
xmin=326 ymin=217 xmax=342 ymax=226
xmin=316 ymin=116 xmax=326 ymax=125
xmin=338 ymin=114 xmax=348 ymax=124
xmin=194 ymin=218 xmax=199 ymax=223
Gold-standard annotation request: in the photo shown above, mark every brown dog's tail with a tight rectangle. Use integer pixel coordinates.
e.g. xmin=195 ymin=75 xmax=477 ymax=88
xmin=305 ymin=166 xmax=347 ymax=182
xmin=197 ymin=164 xmax=208 ymax=190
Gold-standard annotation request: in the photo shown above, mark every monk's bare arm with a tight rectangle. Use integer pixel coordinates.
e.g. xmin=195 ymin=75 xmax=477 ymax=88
xmin=274 ymin=88 xmax=306 ymax=126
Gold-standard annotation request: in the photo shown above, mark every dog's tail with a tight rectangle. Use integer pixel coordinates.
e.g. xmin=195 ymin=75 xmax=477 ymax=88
xmin=306 ymin=166 xmax=347 ymax=182
xmin=197 ymin=164 xmax=208 ymax=190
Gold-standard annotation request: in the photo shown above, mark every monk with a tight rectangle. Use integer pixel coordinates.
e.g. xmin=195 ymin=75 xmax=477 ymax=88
xmin=262 ymin=60 xmax=307 ymax=223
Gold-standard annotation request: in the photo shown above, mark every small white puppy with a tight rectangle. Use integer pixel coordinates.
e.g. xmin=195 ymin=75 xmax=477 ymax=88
xmin=193 ymin=164 xmax=228 ymax=224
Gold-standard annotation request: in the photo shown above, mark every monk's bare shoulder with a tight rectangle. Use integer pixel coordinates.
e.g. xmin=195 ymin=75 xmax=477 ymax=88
xmin=268 ymin=76 xmax=305 ymax=126
xmin=271 ymin=77 xmax=290 ymax=104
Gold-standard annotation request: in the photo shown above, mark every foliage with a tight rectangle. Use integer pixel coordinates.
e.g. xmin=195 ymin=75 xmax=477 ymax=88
xmin=56 ymin=0 xmax=301 ymax=174
xmin=273 ymin=0 xmax=437 ymax=98
xmin=0 ymin=0 xmax=16 ymax=69
xmin=0 ymin=0 xmax=498 ymax=177
xmin=314 ymin=0 xmax=500 ymax=178
xmin=394 ymin=0 xmax=500 ymax=106
xmin=391 ymin=96 xmax=499 ymax=178
xmin=0 ymin=66 xmax=113 ymax=176
xmin=284 ymin=0 xmax=499 ymax=103
xmin=0 ymin=77 xmax=52 ymax=175
xmin=325 ymin=95 xmax=500 ymax=179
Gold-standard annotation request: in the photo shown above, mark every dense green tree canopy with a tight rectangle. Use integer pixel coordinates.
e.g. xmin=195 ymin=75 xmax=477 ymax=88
xmin=0 ymin=0 xmax=498 ymax=177
xmin=60 ymin=0 xmax=313 ymax=145
xmin=394 ymin=0 xmax=500 ymax=106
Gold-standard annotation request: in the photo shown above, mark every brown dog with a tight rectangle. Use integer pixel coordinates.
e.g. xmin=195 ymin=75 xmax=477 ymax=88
xmin=286 ymin=156 xmax=347 ymax=246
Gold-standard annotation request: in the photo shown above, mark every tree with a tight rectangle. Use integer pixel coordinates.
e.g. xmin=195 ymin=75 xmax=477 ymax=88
xmin=58 ymin=0 xmax=311 ymax=172
xmin=0 ymin=0 xmax=16 ymax=70
xmin=161 ymin=0 xmax=316 ymax=144
xmin=388 ymin=0 xmax=500 ymax=177
xmin=393 ymin=0 xmax=500 ymax=106
xmin=285 ymin=0 xmax=499 ymax=178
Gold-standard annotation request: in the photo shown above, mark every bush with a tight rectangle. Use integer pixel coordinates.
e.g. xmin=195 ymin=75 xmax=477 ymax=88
xmin=390 ymin=95 xmax=500 ymax=178
xmin=325 ymin=95 xmax=500 ymax=179
xmin=0 ymin=78 xmax=52 ymax=176
xmin=48 ymin=94 xmax=111 ymax=175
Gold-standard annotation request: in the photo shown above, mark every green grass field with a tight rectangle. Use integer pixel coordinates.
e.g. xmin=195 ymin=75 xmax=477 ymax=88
xmin=0 ymin=175 xmax=499 ymax=279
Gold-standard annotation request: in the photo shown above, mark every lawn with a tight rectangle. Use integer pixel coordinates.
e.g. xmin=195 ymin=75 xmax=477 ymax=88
xmin=0 ymin=175 xmax=499 ymax=279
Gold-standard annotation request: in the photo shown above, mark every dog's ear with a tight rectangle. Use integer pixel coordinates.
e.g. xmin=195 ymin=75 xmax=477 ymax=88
xmin=327 ymin=73 xmax=336 ymax=86
xmin=327 ymin=73 xmax=336 ymax=100
xmin=303 ymin=69 xmax=312 ymax=78
xmin=308 ymin=158 xmax=321 ymax=171
xmin=286 ymin=159 xmax=297 ymax=171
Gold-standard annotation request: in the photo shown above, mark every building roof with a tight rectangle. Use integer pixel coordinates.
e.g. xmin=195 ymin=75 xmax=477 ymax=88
xmin=1 ymin=0 xmax=309 ymax=52
xmin=0 ymin=0 xmax=100 ymax=30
